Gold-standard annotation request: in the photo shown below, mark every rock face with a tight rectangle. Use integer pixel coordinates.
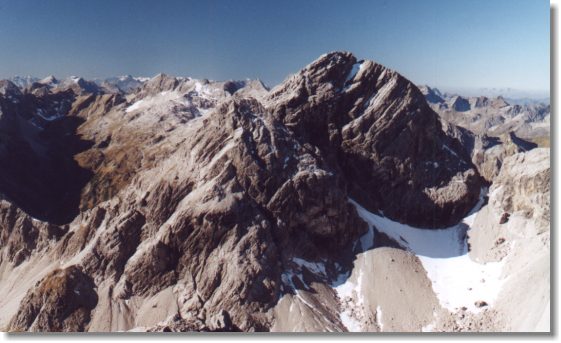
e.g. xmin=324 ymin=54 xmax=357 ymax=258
xmin=441 ymin=120 xmax=538 ymax=182
xmin=464 ymin=147 xmax=550 ymax=332
xmin=0 ymin=201 xmax=65 ymax=266
xmin=490 ymin=148 xmax=550 ymax=226
xmin=449 ymin=96 xmax=471 ymax=112
xmin=418 ymin=85 xmax=444 ymax=104
xmin=266 ymin=52 xmax=482 ymax=227
xmin=0 ymin=52 xmax=497 ymax=332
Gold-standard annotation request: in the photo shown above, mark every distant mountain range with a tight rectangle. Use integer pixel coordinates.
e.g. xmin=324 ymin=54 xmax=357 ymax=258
xmin=418 ymin=85 xmax=550 ymax=144
xmin=427 ymin=86 xmax=549 ymax=105
xmin=8 ymin=76 xmax=549 ymax=105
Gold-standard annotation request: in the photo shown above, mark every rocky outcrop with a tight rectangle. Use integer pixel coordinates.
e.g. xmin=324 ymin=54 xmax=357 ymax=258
xmin=0 ymin=201 xmax=66 ymax=265
xmin=441 ymin=120 xmax=538 ymax=182
xmin=489 ymin=148 xmax=550 ymax=226
xmin=464 ymin=147 xmax=550 ymax=332
xmin=9 ymin=266 xmax=98 ymax=332
xmin=472 ymin=133 xmax=537 ymax=182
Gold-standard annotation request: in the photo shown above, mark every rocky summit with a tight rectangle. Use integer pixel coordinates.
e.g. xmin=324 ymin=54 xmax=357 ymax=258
xmin=0 ymin=52 xmax=549 ymax=332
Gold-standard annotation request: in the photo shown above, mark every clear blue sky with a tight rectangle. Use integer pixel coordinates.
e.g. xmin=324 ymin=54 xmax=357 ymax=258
xmin=0 ymin=0 xmax=550 ymax=91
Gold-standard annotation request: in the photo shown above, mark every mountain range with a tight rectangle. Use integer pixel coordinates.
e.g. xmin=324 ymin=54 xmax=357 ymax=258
xmin=0 ymin=52 xmax=550 ymax=332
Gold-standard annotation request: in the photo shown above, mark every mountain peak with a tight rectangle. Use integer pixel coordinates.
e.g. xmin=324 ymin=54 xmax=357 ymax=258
xmin=419 ymin=84 xmax=445 ymax=104
xmin=39 ymin=75 xmax=59 ymax=85
xmin=0 ymin=79 xmax=22 ymax=97
xmin=267 ymin=52 xmax=482 ymax=228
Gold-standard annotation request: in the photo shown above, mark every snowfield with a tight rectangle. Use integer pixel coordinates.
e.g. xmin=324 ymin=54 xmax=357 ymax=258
xmin=348 ymin=188 xmax=506 ymax=314
xmin=290 ymin=188 xmax=506 ymax=332
xmin=126 ymin=91 xmax=190 ymax=113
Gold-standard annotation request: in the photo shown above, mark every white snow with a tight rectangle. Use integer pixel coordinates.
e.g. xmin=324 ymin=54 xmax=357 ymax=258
xmin=330 ymin=201 xmax=380 ymax=332
xmin=124 ymin=80 xmax=225 ymax=118
xmin=28 ymin=118 xmax=43 ymax=130
xmin=422 ymin=323 xmax=435 ymax=332
xmin=35 ymin=108 xmax=64 ymax=122
xmin=125 ymin=91 xmax=191 ymax=113
xmin=367 ymin=76 xmax=397 ymax=110
xmin=349 ymin=198 xmax=467 ymax=258
xmin=339 ymin=312 xmax=362 ymax=332
xmin=345 ymin=62 xmax=363 ymax=83
xmin=376 ymin=305 xmax=384 ymax=330
xmin=421 ymin=311 xmax=437 ymax=332
xmin=125 ymin=99 xmax=145 ymax=113
xmin=281 ymin=257 xmax=350 ymax=330
xmin=349 ymin=188 xmax=505 ymax=314
xmin=292 ymin=258 xmax=327 ymax=276
xmin=333 ymin=263 xmax=365 ymax=332
xmin=281 ymin=269 xmax=309 ymax=292
xmin=333 ymin=274 xmax=364 ymax=332
xmin=194 ymin=81 xmax=221 ymax=99
xmin=419 ymin=252 xmax=504 ymax=313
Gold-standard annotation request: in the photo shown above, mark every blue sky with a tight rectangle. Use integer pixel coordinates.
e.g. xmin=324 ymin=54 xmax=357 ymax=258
xmin=0 ymin=0 xmax=550 ymax=91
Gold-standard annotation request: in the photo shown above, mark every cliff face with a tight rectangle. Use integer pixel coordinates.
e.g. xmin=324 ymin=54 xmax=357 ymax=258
xmin=489 ymin=148 xmax=550 ymax=227
xmin=0 ymin=52 xmax=491 ymax=332
xmin=267 ymin=52 xmax=482 ymax=227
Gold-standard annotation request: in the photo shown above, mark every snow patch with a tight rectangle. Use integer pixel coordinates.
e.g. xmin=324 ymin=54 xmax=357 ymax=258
xmin=419 ymin=254 xmax=504 ymax=313
xmin=36 ymin=108 xmax=64 ymax=122
xmin=345 ymin=62 xmax=363 ymax=83
xmin=349 ymin=198 xmax=467 ymax=257
xmin=292 ymin=258 xmax=327 ymax=276
xmin=422 ymin=323 xmax=435 ymax=332
xmin=376 ymin=305 xmax=384 ymax=331
xmin=126 ymin=99 xmax=145 ymax=112
xmin=348 ymin=188 xmax=504 ymax=314
xmin=126 ymin=91 xmax=191 ymax=113
xmin=333 ymin=267 xmax=364 ymax=332
xmin=340 ymin=312 xmax=362 ymax=332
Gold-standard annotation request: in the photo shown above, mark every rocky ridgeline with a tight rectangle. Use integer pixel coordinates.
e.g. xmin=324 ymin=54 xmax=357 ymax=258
xmin=0 ymin=52 xmax=502 ymax=332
